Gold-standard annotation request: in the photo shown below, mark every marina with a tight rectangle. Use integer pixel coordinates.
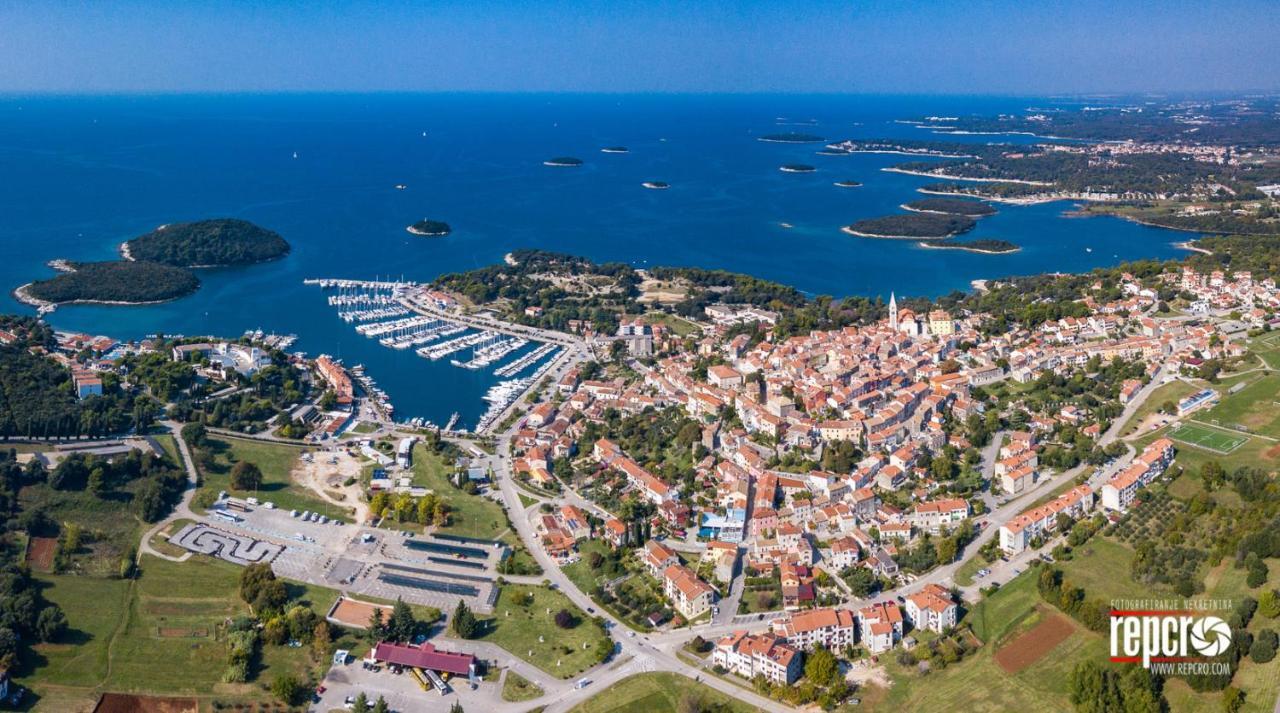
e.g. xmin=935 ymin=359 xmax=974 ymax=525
xmin=306 ymin=277 xmax=565 ymax=431
xmin=450 ymin=334 xmax=528 ymax=370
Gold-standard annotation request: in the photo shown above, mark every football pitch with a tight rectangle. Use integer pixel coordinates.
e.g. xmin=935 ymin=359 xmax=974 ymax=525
xmin=1167 ymin=423 xmax=1249 ymax=454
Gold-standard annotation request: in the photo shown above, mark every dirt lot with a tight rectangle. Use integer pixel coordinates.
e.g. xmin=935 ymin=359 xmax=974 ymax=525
xmin=26 ymin=536 xmax=57 ymax=572
xmin=328 ymin=595 xmax=392 ymax=629
xmin=292 ymin=449 xmax=369 ymax=522
xmin=92 ymin=693 xmax=198 ymax=713
xmin=994 ymin=609 xmax=1076 ymax=674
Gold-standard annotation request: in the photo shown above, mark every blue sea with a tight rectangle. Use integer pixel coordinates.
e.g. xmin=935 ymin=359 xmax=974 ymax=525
xmin=0 ymin=94 xmax=1190 ymax=427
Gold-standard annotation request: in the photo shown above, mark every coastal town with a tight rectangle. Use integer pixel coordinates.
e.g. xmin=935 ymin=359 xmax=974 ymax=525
xmin=8 ymin=238 xmax=1280 ymax=712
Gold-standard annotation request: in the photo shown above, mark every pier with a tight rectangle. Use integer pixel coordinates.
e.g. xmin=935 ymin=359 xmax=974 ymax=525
xmin=451 ymin=335 xmax=528 ymax=370
xmin=494 ymin=343 xmax=559 ymax=377
xmin=416 ymin=331 xmax=496 ymax=360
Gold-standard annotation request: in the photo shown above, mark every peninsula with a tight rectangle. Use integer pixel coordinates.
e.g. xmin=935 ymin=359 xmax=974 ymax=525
xmin=407 ymin=219 xmax=453 ymax=236
xmin=123 ymin=218 xmax=290 ymax=267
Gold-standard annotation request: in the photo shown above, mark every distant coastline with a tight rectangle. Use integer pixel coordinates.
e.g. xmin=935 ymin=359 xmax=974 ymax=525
xmin=883 ymin=166 xmax=1053 ymax=186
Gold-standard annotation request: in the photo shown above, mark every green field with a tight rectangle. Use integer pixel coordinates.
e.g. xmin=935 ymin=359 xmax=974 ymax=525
xmin=643 ymin=312 xmax=702 ymax=337
xmin=501 ymin=670 xmax=544 ymax=702
xmin=1167 ymin=422 xmax=1249 ymax=454
xmin=569 ymin=672 xmax=761 ymax=713
xmin=24 ymin=555 xmax=337 ymax=710
xmin=1201 ymin=373 xmax=1280 ymax=438
xmin=194 ymin=435 xmax=351 ymax=520
xmin=409 ymin=443 xmax=508 ymax=540
xmin=479 ymin=584 xmax=612 ymax=679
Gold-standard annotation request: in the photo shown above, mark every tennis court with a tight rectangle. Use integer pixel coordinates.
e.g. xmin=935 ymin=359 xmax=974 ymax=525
xmin=1167 ymin=422 xmax=1249 ymax=454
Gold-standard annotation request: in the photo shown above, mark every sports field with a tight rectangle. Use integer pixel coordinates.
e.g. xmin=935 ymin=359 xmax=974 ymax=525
xmin=1167 ymin=422 xmax=1249 ymax=454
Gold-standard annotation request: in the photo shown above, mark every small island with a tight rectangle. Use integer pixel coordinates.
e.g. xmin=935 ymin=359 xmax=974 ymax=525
xmin=843 ymin=213 xmax=977 ymax=238
xmin=543 ymin=157 xmax=584 ymax=167
xmin=641 ymin=181 xmax=670 ymax=190
xmin=124 ymin=218 xmax=290 ymax=267
xmin=18 ymin=260 xmax=200 ymax=309
xmin=407 ymin=219 xmax=453 ymax=236
xmin=902 ymin=198 xmax=997 ymax=217
xmin=834 ymin=180 xmax=863 ymax=188
xmin=759 ymin=132 xmax=825 ymax=143
xmin=780 ymin=164 xmax=816 ymax=173
xmin=918 ymin=238 xmax=1020 ymax=254
xmin=600 ymin=146 xmax=629 ymax=154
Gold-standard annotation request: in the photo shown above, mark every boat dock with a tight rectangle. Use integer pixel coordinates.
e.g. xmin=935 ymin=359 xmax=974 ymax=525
xmin=451 ymin=335 xmax=528 ymax=370
xmin=416 ymin=330 xmax=496 ymax=360
xmin=494 ymin=343 xmax=558 ymax=377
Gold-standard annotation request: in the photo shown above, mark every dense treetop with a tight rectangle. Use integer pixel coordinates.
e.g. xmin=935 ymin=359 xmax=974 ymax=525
xmin=25 ymin=261 xmax=199 ymax=305
xmin=125 ymin=218 xmax=290 ymax=267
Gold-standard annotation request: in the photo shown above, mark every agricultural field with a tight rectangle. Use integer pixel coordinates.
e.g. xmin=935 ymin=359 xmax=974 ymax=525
xmin=569 ymin=672 xmax=761 ymax=713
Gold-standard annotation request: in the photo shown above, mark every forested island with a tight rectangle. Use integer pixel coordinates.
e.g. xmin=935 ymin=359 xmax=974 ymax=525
xmin=844 ymin=213 xmax=977 ymax=238
xmin=918 ymin=238 xmax=1020 ymax=254
xmin=834 ymin=180 xmax=863 ymax=188
xmin=758 ymin=132 xmax=825 ymax=143
xmin=407 ymin=219 xmax=453 ymax=236
xmin=544 ymin=157 xmax=584 ymax=167
xmin=903 ymin=198 xmax=997 ymax=217
xmin=780 ymin=164 xmax=816 ymax=173
xmin=20 ymin=261 xmax=200 ymax=307
xmin=124 ymin=218 xmax=290 ymax=267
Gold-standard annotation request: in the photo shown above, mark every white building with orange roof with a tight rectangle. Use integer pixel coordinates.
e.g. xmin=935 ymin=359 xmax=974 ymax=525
xmin=662 ymin=564 xmax=716 ymax=620
xmin=712 ymin=631 xmax=802 ymax=685
xmin=857 ymin=601 xmax=904 ymax=654
xmin=999 ymin=485 xmax=1095 ymax=555
xmin=904 ymin=583 xmax=957 ymax=633
xmin=771 ymin=607 xmax=856 ymax=651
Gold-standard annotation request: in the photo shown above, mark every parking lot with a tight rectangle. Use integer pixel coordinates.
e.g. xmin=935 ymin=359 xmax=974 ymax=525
xmin=190 ymin=499 xmax=501 ymax=613
xmin=314 ymin=652 xmax=504 ymax=712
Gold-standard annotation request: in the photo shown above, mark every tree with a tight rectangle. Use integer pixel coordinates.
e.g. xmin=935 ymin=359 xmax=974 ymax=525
xmin=36 ymin=605 xmax=67 ymax=642
xmin=446 ymin=701 xmax=462 ymax=713
xmin=804 ymin=645 xmax=838 ymax=686
xmin=388 ymin=597 xmax=417 ymax=642
xmin=451 ymin=600 xmax=479 ymax=639
xmin=351 ymin=692 xmax=370 ymax=713
xmin=270 ymin=674 xmax=302 ymax=705
xmin=1259 ymin=590 xmax=1280 ymax=619
xmin=367 ymin=606 xmax=387 ymax=641
xmin=312 ymin=620 xmax=332 ymax=660
xmin=554 ymin=608 xmax=578 ymax=629
xmin=230 ymin=461 xmax=263 ymax=491
xmin=1250 ymin=629 xmax=1277 ymax=663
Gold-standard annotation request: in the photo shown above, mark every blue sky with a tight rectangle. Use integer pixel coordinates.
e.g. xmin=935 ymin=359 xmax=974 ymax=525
xmin=1 ymin=0 xmax=1277 ymax=94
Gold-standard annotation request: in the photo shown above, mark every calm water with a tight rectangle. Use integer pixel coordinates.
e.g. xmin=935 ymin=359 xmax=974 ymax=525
xmin=0 ymin=94 xmax=1190 ymax=426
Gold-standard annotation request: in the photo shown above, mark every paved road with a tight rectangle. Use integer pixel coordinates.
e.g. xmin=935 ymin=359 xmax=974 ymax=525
xmin=137 ymin=420 xmax=201 ymax=563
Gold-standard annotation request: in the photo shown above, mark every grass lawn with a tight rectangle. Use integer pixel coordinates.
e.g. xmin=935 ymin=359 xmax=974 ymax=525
xmin=643 ymin=312 xmax=702 ymax=337
xmin=1133 ymin=423 xmax=1279 ymax=477
xmin=954 ymin=554 xmax=988 ymax=587
xmin=410 ymin=443 xmax=509 ymax=541
xmin=18 ymin=484 xmax=146 ymax=577
xmin=1055 ymin=537 xmax=1165 ymax=602
xmin=501 ymin=670 xmax=544 ymax=702
xmin=479 ymin=584 xmax=612 ymax=679
xmin=1200 ymin=373 xmax=1280 ymax=438
xmin=152 ymin=433 xmax=181 ymax=465
xmin=25 ymin=555 xmax=334 ymax=709
xmin=195 ymin=436 xmax=351 ymax=520
xmin=569 ymin=672 xmax=761 ymax=713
